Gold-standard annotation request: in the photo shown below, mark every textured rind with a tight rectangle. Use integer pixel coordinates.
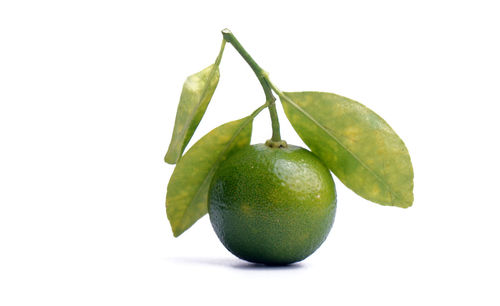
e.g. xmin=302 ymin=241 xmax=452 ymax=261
xmin=281 ymin=91 xmax=414 ymax=208
xmin=166 ymin=117 xmax=253 ymax=237
xmin=165 ymin=64 xmax=220 ymax=164
xmin=208 ymin=144 xmax=337 ymax=265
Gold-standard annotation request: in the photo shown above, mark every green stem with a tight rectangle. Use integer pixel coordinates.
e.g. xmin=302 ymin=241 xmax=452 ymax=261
xmin=221 ymin=28 xmax=282 ymax=143
xmin=265 ymin=79 xmax=286 ymax=100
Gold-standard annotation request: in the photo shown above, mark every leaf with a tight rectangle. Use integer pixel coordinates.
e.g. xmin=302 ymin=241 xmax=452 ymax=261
xmin=280 ymin=91 xmax=414 ymax=208
xmin=166 ymin=116 xmax=254 ymax=237
xmin=164 ymin=64 xmax=220 ymax=164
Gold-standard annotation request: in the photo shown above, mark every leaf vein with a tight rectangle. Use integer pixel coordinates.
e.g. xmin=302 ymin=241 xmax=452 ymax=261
xmin=175 ymin=114 xmax=255 ymax=232
xmin=282 ymin=96 xmax=399 ymax=202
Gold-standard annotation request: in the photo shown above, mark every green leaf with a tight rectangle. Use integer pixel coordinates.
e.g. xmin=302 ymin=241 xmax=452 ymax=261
xmin=280 ymin=91 xmax=414 ymax=208
xmin=166 ymin=116 xmax=254 ymax=237
xmin=164 ymin=64 xmax=220 ymax=164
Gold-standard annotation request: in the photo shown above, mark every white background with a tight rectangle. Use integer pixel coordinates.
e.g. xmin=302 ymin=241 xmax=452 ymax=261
xmin=1 ymin=0 xmax=499 ymax=305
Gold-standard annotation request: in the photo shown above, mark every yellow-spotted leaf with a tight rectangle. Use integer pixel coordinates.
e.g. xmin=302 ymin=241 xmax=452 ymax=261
xmin=280 ymin=91 xmax=413 ymax=208
xmin=165 ymin=64 xmax=220 ymax=164
xmin=166 ymin=116 xmax=254 ymax=237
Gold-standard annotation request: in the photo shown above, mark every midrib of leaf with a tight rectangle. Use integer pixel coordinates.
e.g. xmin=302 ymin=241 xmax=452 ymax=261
xmin=281 ymin=95 xmax=400 ymax=203
xmin=176 ymin=110 xmax=261 ymax=229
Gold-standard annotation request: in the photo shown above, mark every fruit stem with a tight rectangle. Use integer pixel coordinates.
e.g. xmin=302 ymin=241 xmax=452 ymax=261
xmin=221 ymin=28 xmax=282 ymax=143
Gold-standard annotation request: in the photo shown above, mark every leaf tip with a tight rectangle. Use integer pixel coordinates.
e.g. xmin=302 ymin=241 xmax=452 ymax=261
xmin=394 ymin=193 xmax=414 ymax=209
xmin=167 ymin=214 xmax=185 ymax=237
xmin=172 ymin=228 xmax=182 ymax=238
xmin=399 ymin=202 xmax=413 ymax=209
xmin=164 ymin=155 xmax=176 ymax=165
xmin=164 ymin=149 xmax=179 ymax=164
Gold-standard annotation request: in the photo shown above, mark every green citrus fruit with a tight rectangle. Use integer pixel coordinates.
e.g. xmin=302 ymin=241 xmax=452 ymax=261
xmin=208 ymin=143 xmax=337 ymax=265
